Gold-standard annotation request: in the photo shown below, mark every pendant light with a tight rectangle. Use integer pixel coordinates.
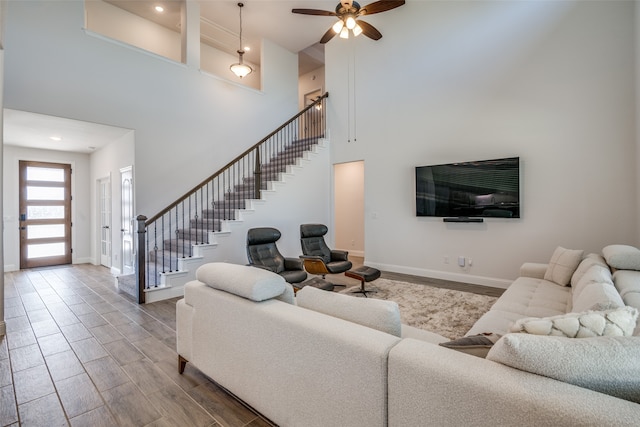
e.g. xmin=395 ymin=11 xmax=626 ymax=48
xmin=230 ymin=3 xmax=252 ymax=79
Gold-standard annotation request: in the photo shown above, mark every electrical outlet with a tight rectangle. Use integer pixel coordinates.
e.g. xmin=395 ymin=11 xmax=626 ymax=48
xmin=458 ymin=256 xmax=465 ymax=267
xmin=468 ymin=258 xmax=473 ymax=266
xmin=444 ymin=256 xmax=449 ymax=264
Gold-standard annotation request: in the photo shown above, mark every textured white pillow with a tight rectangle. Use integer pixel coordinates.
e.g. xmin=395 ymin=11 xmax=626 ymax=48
xmin=196 ymin=262 xmax=286 ymax=302
xmin=544 ymin=247 xmax=584 ymax=286
xmin=510 ymin=306 xmax=638 ymax=338
xmin=487 ymin=334 xmax=640 ymax=403
xmin=296 ymin=286 xmax=402 ymax=336
xmin=602 ymin=245 xmax=640 ymax=271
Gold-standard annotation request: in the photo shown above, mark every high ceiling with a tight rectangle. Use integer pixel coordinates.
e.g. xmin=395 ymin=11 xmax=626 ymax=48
xmin=105 ymin=0 xmax=337 ymax=74
xmin=6 ymin=1 xmax=348 ymax=153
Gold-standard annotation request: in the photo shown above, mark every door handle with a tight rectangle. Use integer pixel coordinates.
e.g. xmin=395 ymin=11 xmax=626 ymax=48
xmin=103 ymin=226 xmax=109 ymax=229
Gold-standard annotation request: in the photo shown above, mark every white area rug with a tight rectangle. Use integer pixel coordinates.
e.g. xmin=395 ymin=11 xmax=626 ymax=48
xmin=341 ymin=278 xmax=498 ymax=340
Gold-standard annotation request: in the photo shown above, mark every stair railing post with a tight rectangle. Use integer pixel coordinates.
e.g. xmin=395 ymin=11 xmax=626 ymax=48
xmin=254 ymin=147 xmax=261 ymax=199
xmin=136 ymin=215 xmax=148 ymax=304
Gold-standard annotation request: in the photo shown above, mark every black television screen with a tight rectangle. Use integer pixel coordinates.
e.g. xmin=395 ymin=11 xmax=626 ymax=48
xmin=415 ymin=157 xmax=520 ymax=218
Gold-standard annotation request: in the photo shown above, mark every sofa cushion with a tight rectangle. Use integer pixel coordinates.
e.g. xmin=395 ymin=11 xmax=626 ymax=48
xmin=296 ymin=286 xmax=402 ymax=337
xmin=544 ymin=246 xmax=584 ymax=286
xmin=196 ymin=262 xmax=286 ymax=302
xmin=572 ymin=281 xmax=624 ymax=313
xmin=509 ymin=306 xmax=638 ymax=338
xmin=613 ymin=270 xmax=640 ymax=299
xmin=602 ymin=244 xmax=640 ymax=271
xmin=571 ymin=253 xmax=608 ymax=287
xmin=486 ymin=334 xmax=640 ymax=403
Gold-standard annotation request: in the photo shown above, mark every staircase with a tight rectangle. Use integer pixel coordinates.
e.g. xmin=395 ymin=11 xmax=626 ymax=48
xmin=121 ymin=94 xmax=328 ymax=303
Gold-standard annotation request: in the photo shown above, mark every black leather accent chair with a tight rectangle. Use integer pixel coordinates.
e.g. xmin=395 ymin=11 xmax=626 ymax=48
xmin=299 ymin=224 xmax=352 ymax=279
xmin=246 ymin=227 xmax=307 ymax=285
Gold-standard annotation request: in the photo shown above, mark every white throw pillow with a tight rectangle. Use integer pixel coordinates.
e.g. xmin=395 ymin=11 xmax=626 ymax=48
xmin=602 ymin=244 xmax=640 ymax=271
xmin=510 ymin=306 xmax=638 ymax=338
xmin=544 ymin=246 xmax=584 ymax=286
xmin=196 ymin=262 xmax=286 ymax=302
xmin=296 ymin=285 xmax=402 ymax=337
xmin=487 ymin=334 xmax=640 ymax=403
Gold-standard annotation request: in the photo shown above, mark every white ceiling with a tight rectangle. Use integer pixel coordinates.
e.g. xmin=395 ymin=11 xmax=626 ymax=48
xmin=3 ymin=109 xmax=133 ymax=154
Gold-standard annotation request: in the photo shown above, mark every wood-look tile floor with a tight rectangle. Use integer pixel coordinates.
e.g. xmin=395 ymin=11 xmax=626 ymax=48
xmin=1 ymin=264 xmax=274 ymax=427
xmin=1 ymin=260 xmax=504 ymax=427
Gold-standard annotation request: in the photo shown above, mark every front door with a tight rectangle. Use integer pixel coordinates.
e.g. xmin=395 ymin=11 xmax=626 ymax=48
xmin=19 ymin=161 xmax=72 ymax=269
xmin=121 ymin=166 xmax=135 ymax=275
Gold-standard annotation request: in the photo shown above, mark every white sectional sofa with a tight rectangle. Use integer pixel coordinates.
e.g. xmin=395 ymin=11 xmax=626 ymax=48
xmin=176 ymin=246 xmax=640 ymax=427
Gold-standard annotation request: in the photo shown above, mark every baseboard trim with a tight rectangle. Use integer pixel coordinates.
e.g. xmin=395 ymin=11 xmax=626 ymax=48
xmin=364 ymin=262 xmax=512 ymax=290
xmin=3 ymin=264 xmax=18 ymax=273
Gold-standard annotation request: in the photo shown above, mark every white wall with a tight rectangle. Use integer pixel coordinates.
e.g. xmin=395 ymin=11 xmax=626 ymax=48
xmin=3 ymin=145 xmax=91 ymax=271
xmin=299 ymin=66 xmax=325 ymax=110
xmin=3 ymin=0 xmax=298 ymax=223
xmin=326 ymin=0 xmax=637 ymax=287
xmin=89 ymin=130 xmax=135 ymax=273
xmin=85 ymin=0 xmax=181 ymax=63
xmin=334 ymin=160 xmax=364 ymax=256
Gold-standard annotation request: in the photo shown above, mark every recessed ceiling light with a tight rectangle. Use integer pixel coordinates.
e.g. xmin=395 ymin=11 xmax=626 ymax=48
xmin=50 ymin=136 xmax=62 ymax=141
xmin=244 ymin=46 xmax=251 ymax=52
xmin=155 ymin=5 xmax=164 ymax=12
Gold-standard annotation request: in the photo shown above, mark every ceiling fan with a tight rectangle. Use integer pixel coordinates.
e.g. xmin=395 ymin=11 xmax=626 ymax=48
xmin=292 ymin=0 xmax=405 ymax=44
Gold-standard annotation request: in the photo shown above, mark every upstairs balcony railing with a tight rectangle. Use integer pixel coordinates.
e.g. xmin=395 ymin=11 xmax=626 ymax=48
xmin=135 ymin=93 xmax=328 ymax=302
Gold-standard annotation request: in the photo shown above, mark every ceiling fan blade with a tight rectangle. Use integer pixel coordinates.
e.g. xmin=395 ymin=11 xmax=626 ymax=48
xmin=357 ymin=20 xmax=382 ymax=40
xmin=360 ymin=0 xmax=405 ymax=15
xmin=320 ymin=27 xmax=338 ymax=44
xmin=292 ymin=8 xmax=336 ymax=17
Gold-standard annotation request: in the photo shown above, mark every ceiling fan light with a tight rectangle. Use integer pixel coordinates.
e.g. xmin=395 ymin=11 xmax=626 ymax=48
xmin=340 ymin=26 xmax=349 ymax=39
xmin=352 ymin=23 xmax=363 ymax=37
xmin=345 ymin=16 xmax=356 ymax=30
xmin=332 ymin=20 xmax=344 ymax=34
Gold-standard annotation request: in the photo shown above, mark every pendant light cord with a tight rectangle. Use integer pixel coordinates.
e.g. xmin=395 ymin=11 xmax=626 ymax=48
xmin=238 ymin=2 xmax=244 ymax=53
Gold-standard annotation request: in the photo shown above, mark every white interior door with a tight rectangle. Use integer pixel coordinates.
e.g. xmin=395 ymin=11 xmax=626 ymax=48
xmin=99 ymin=176 xmax=112 ymax=268
xmin=120 ymin=166 xmax=134 ymax=275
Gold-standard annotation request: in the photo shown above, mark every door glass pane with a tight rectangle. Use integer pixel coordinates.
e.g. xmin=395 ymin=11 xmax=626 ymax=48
xmin=27 ymin=186 xmax=65 ymax=201
xmin=27 ymin=206 xmax=65 ymax=219
xmin=27 ymin=242 xmax=66 ymax=259
xmin=26 ymin=167 xmax=65 ymax=182
xmin=27 ymin=224 xmax=65 ymax=239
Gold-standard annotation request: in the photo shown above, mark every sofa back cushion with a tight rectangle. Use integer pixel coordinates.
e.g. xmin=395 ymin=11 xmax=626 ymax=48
xmin=487 ymin=333 xmax=640 ymax=403
xmin=602 ymin=244 xmax=640 ymax=271
xmin=196 ymin=262 xmax=286 ymax=302
xmin=613 ymin=270 xmax=640 ymax=335
xmin=570 ymin=265 xmax=618 ymax=312
xmin=296 ymin=286 xmax=402 ymax=337
xmin=571 ymin=253 xmax=608 ymax=287
xmin=544 ymin=247 xmax=584 ymax=286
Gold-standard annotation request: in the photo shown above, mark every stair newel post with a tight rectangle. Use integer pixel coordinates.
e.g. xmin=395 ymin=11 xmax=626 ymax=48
xmin=254 ymin=147 xmax=261 ymax=200
xmin=136 ymin=215 xmax=148 ymax=304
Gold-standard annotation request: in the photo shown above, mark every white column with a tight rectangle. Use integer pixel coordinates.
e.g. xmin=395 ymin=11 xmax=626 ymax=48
xmin=181 ymin=0 xmax=200 ymax=69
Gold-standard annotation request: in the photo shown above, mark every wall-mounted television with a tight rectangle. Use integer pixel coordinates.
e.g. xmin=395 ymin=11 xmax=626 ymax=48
xmin=415 ymin=157 xmax=520 ymax=218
